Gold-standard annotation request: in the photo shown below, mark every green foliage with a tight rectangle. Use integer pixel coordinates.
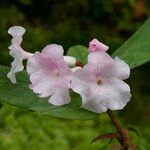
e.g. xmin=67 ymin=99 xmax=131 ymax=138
xmin=67 ymin=45 xmax=88 ymax=64
xmin=0 ymin=104 xmax=114 ymax=150
xmin=0 ymin=104 xmax=150 ymax=150
xmin=0 ymin=66 xmax=98 ymax=120
xmin=112 ymin=18 xmax=150 ymax=69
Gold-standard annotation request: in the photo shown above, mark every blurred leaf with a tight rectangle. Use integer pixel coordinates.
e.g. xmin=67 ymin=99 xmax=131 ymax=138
xmin=0 ymin=66 xmax=98 ymax=120
xmin=127 ymin=126 xmax=139 ymax=136
xmin=98 ymin=145 xmax=109 ymax=150
xmin=0 ymin=101 xmax=3 ymax=109
xmin=112 ymin=18 xmax=150 ymax=69
xmin=137 ymin=145 xmax=146 ymax=150
xmin=67 ymin=45 xmax=88 ymax=64
xmin=19 ymin=0 xmax=32 ymax=5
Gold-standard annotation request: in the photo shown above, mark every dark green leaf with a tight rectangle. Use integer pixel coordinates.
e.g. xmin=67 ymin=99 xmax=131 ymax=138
xmin=98 ymin=145 xmax=109 ymax=150
xmin=127 ymin=126 xmax=139 ymax=136
xmin=67 ymin=45 xmax=88 ymax=64
xmin=0 ymin=66 xmax=98 ymax=120
xmin=112 ymin=18 xmax=150 ymax=69
xmin=0 ymin=101 xmax=3 ymax=109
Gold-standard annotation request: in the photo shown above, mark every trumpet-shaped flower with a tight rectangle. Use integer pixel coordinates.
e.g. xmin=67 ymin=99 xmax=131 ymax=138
xmin=27 ymin=44 xmax=73 ymax=106
xmin=71 ymin=51 xmax=131 ymax=113
xmin=7 ymin=26 xmax=33 ymax=83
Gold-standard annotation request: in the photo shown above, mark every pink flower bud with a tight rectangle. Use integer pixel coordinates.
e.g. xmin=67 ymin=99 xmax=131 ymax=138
xmin=89 ymin=38 xmax=109 ymax=52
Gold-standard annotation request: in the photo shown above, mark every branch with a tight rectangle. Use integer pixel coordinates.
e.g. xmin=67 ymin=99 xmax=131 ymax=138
xmin=107 ymin=109 xmax=130 ymax=149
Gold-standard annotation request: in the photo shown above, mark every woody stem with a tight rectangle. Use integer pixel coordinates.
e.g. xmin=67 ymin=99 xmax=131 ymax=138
xmin=107 ymin=109 xmax=130 ymax=149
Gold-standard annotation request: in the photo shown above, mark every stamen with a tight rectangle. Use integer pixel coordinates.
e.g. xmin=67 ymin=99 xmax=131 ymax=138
xmin=97 ymin=79 xmax=102 ymax=85
xmin=76 ymin=61 xmax=84 ymax=68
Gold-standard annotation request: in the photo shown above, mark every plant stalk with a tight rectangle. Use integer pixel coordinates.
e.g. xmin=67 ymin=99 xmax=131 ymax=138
xmin=107 ymin=109 xmax=130 ymax=150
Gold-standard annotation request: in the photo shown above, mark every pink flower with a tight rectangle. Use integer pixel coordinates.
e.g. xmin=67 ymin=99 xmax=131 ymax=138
xmin=27 ymin=44 xmax=73 ymax=106
xmin=71 ymin=51 xmax=131 ymax=113
xmin=7 ymin=26 xmax=33 ymax=83
xmin=89 ymin=38 xmax=109 ymax=52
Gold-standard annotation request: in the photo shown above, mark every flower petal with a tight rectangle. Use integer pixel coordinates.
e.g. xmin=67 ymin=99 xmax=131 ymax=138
xmin=96 ymin=78 xmax=131 ymax=111
xmin=42 ymin=44 xmax=64 ymax=58
xmin=88 ymin=51 xmax=113 ymax=67
xmin=27 ymin=52 xmax=43 ymax=75
xmin=71 ymin=65 xmax=96 ymax=94
xmin=29 ymin=70 xmax=57 ymax=97
xmin=81 ymin=78 xmax=131 ymax=113
xmin=112 ymin=57 xmax=130 ymax=80
xmin=8 ymin=26 xmax=25 ymax=37
xmin=48 ymin=88 xmax=71 ymax=106
xmin=36 ymin=44 xmax=77 ymax=67
xmin=88 ymin=53 xmax=130 ymax=80
xmin=81 ymin=91 xmax=108 ymax=113
xmin=7 ymin=49 xmax=24 ymax=84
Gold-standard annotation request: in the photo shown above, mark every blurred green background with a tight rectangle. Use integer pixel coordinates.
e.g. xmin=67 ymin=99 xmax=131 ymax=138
xmin=0 ymin=0 xmax=150 ymax=149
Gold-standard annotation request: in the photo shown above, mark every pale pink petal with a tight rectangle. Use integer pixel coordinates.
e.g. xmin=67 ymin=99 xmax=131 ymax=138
xmin=42 ymin=44 xmax=64 ymax=58
xmin=42 ymin=44 xmax=74 ymax=76
xmin=93 ymin=78 xmax=131 ymax=111
xmin=112 ymin=57 xmax=130 ymax=80
xmin=8 ymin=26 xmax=25 ymax=37
xmin=89 ymin=38 xmax=109 ymax=52
xmin=81 ymin=91 xmax=108 ymax=113
xmin=88 ymin=56 xmax=130 ymax=80
xmin=58 ymin=62 xmax=73 ymax=78
xmin=29 ymin=70 xmax=57 ymax=96
xmin=71 ymin=76 xmax=89 ymax=95
xmin=48 ymin=88 xmax=71 ymax=106
xmin=27 ymin=52 xmax=43 ymax=75
xmin=71 ymin=65 xmax=96 ymax=94
xmin=88 ymin=51 xmax=113 ymax=67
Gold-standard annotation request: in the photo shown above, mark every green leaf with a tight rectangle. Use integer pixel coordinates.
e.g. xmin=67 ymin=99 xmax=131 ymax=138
xmin=0 ymin=66 xmax=98 ymax=120
xmin=0 ymin=101 xmax=3 ymax=109
xmin=67 ymin=45 xmax=88 ymax=64
xmin=112 ymin=18 xmax=150 ymax=69
xmin=98 ymin=145 xmax=109 ymax=150
xmin=127 ymin=126 xmax=139 ymax=136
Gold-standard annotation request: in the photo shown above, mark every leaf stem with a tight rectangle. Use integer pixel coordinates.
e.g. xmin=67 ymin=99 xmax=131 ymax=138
xmin=107 ymin=109 xmax=130 ymax=149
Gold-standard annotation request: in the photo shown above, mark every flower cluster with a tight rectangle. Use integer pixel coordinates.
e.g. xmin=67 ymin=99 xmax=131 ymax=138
xmin=7 ymin=26 xmax=131 ymax=113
